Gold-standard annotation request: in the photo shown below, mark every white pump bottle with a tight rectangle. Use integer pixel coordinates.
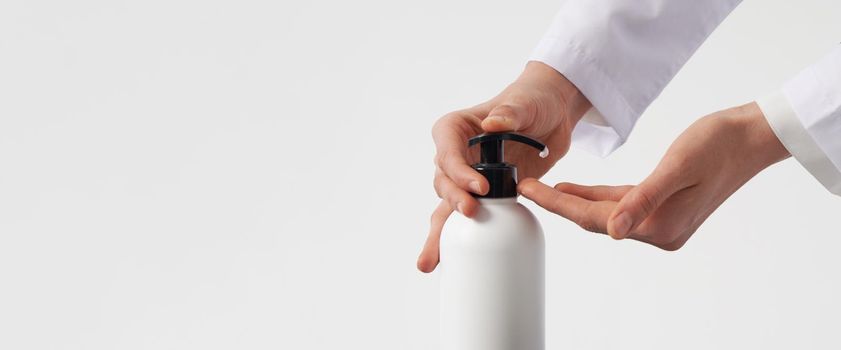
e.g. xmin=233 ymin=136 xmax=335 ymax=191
xmin=439 ymin=133 xmax=547 ymax=350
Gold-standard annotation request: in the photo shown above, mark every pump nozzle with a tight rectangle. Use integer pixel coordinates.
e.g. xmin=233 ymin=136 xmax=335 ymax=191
xmin=468 ymin=133 xmax=549 ymax=163
xmin=467 ymin=132 xmax=548 ymax=198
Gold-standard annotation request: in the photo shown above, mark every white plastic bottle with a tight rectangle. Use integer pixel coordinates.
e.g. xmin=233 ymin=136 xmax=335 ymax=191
xmin=439 ymin=133 xmax=547 ymax=350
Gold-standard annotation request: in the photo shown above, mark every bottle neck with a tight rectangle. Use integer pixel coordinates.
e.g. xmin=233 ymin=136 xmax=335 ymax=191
xmin=477 ymin=197 xmax=518 ymax=205
xmin=471 ymin=164 xmax=518 ymax=198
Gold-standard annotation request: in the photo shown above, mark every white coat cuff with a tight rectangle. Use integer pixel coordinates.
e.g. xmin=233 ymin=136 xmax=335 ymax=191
xmin=756 ymin=92 xmax=841 ymax=195
xmin=530 ymin=35 xmax=637 ymax=157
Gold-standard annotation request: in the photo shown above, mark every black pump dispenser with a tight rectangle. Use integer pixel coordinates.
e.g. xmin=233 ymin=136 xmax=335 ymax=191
xmin=468 ymin=132 xmax=548 ymax=198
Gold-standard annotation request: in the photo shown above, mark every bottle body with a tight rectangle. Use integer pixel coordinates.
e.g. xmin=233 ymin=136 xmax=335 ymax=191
xmin=440 ymin=197 xmax=545 ymax=350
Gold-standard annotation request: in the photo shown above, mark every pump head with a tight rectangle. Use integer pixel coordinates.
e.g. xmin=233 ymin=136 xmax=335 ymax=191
xmin=467 ymin=132 xmax=548 ymax=198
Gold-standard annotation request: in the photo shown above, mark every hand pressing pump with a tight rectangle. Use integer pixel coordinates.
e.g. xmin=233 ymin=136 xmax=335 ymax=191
xmin=440 ymin=132 xmax=547 ymax=350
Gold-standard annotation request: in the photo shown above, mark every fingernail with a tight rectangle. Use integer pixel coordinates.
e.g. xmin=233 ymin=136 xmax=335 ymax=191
xmin=611 ymin=212 xmax=632 ymax=239
xmin=469 ymin=181 xmax=482 ymax=194
xmin=486 ymin=115 xmax=510 ymax=126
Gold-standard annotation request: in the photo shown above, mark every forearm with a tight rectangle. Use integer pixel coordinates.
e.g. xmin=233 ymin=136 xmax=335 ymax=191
xmin=531 ymin=0 xmax=742 ymax=156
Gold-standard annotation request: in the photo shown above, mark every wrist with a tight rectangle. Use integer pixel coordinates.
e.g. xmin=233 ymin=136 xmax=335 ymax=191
xmin=731 ymin=102 xmax=792 ymax=169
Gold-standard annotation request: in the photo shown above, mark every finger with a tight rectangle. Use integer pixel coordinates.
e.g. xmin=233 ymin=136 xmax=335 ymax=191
xmin=481 ymin=101 xmax=535 ymax=133
xmin=434 ymin=170 xmax=480 ymax=217
xmin=417 ymin=201 xmax=453 ymax=273
xmin=607 ymin=168 xmax=688 ymax=240
xmin=432 ymin=113 xmax=488 ymax=195
xmin=554 ymin=182 xmax=634 ymax=202
xmin=434 ymin=149 xmax=487 ymax=195
xmin=519 ymin=178 xmax=615 ymax=234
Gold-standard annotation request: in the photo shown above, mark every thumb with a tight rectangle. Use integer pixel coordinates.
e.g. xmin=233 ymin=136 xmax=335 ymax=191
xmin=608 ymin=171 xmax=684 ymax=240
xmin=481 ymin=101 xmax=534 ymax=133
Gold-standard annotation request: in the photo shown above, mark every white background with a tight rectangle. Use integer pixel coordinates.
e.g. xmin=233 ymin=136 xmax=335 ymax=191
xmin=1 ymin=0 xmax=840 ymax=349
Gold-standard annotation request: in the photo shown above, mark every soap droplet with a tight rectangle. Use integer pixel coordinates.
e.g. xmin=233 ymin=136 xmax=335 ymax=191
xmin=539 ymin=147 xmax=549 ymax=158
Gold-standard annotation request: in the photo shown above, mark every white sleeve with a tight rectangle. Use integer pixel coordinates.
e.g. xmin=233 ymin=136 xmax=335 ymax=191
xmin=530 ymin=0 xmax=742 ymax=156
xmin=756 ymin=46 xmax=841 ymax=196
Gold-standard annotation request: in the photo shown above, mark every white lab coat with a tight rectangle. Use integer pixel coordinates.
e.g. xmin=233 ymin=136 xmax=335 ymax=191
xmin=530 ymin=0 xmax=841 ymax=195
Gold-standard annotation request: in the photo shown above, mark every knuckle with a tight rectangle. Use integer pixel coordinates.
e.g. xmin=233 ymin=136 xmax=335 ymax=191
xmin=434 ymin=150 xmax=454 ymax=169
xmin=431 ymin=113 xmax=452 ymax=135
xmin=494 ymin=96 xmax=538 ymax=126
xmin=633 ymin=189 xmax=659 ymax=216
xmin=437 ymin=111 xmax=461 ymax=125
xmin=491 ymin=104 xmax=517 ymax=117
xmin=432 ymin=112 xmax=471 ymax=137
xmin=433 ymin=177 xmax=444 ymax=199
